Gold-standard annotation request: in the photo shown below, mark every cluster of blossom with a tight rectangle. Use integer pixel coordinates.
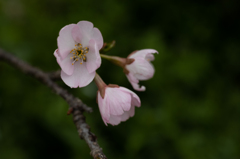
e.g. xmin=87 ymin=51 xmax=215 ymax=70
xmin=54 ymin=21 xmax=158 ymax=126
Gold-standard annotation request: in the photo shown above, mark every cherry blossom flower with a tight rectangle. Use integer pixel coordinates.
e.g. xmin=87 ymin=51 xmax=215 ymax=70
xmin=125 ymin=49 xmax=158 ymax=91
xmin=54 ymin=21 xmax=103 ymax=88
xmin=100 ymin=49 xmax=158 ymax=91
xmin=94 ymin=74 xmax=141 ymax=126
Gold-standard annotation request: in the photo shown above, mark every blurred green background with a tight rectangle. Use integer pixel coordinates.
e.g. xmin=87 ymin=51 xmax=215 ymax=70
xmin=0 ymin=0 xmax=240 ymax=158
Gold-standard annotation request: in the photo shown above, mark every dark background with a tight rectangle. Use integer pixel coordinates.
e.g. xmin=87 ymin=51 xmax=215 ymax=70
xmin=0 ymin=0 xmax=240 ymax=158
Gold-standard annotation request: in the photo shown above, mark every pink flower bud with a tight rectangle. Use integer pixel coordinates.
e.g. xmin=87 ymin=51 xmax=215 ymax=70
xmin=54 ymin=21 xmax=103 ymax=88
xmin=125 ymin=49 xmax=158 ymax=91
xmin=97 ymin=86 xmax=141 ymax=126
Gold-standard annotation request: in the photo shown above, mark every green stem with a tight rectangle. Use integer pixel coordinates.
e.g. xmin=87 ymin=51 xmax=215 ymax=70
xmin=100 ymin=54 xmax=112 ymax=60
xmin=100 ymin=54 xmax=126 ymax=68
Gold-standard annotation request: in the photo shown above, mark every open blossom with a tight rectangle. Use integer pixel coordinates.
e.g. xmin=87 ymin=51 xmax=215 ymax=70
xmin=54 ymin=21 xmax=103 ymax=88
xmin=125 ymin=49 xmax=158 ymax=91
xmin=94 ymin=74 xmax=141 ymax=126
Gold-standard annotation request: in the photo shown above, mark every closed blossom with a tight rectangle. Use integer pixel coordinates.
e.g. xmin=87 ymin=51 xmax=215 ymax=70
xmin=125 ymin=49 xmax=158 ymax=91
xmin=97 ymin=86 xmax=141 ymax=126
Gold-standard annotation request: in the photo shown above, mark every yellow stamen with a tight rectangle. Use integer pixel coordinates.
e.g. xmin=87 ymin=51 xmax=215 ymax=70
xmin=80 ymin=62 xmax=82 ymax=65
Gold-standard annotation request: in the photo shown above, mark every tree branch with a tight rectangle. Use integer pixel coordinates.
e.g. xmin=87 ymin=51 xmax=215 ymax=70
xmin=47 ymin=70 xmax=61 ymax=81
xmin=0 ymin=48 xmax=107 ymax=159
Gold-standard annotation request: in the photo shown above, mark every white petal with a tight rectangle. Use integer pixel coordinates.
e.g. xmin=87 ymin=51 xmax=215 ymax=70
xmin=60 ymin=62 xmax=95 ymax=88
xmin=98 ymin=91 xmax=110 ymax=126
xmin=128 ymin=105 xmax=135 ymax=117
xmin=120 ymin=110 xmax=131 ymax=121
xmin=105 ymin=87 xmax=131 ymax=115
xmin=108 ymin=115 xmax=122 ymax=126
xmin=145 ymin=53 xmax=155 ymax=61
xmin=118 ymin=87 xmax=141 ymax=107
xmin=126 ymin=73 xmax=146 ymax=92
xmin=77 ymin=21 xmax=93 ymax=46
xmin=57 ymin=24 xmax=76 ymax=59
xmin=86 ymin=39 xmax=101 ymax=73
xmin=71 ymin=25 xmax=82 ymax=44
xmin=60 ymin=54 xmax=74 ymax=75
xmin=91 ymin=28 xmax=103 ymax=50
xmin=53 ymin=49 xmax=61 ymax=65
xmin=129 ymin=49 xmax=158 ymax=59
xmin=77 ymin=21 xmax=94 ymax=34
xmin=120 ymin=105 xmax=136 ymax=122
xmin=126 ymin=58 xmax=155 ymax=80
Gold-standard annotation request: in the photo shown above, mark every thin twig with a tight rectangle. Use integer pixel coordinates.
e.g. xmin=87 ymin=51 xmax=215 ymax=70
xmin=47 ymin=70 xmax=61 ymax=81
xmin=0 ymin=48 xmax=107 ymax=159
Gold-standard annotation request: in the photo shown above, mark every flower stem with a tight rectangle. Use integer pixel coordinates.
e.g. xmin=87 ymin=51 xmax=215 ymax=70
xmin=94 ymin=73 xmax=107 ymax=98
xmin=100 ymin=54 xmax=127 ymax=68
xmin=100 ymin=54 xmax=112 ymax=60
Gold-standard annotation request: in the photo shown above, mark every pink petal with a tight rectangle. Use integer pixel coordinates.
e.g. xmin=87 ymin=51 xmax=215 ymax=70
xmin=98 ymin=91 xmax=110 ymax=126
xmin=53 ymin=49 xmax=61 ymax=65
xmin=77 ymin=21 xmax=93 ymax=46
xmin=71 ymin=25 xmax=82 ymax=44
xmin=128 ymin=49 xmax=158 ymax=59
xmin=105 ymin=87 xmax=131 ymax=115
xmin=108 ymin=115 xmax=122 ymax=126
xmin=145 ymin=53 xmax=155 ymax=61
xmin=126 ymin=71 xmax=138 ymax=83
xmin=120 ymin=109 xmax=132 ymax=121
xmin=128 ymin=105 xmax=135 ymax=117
xmin=118 ymin=87 xmax=141 ymax=107
xmin=126 ymin=58 xmax=155 ymax=80
xmin=60 ymin=62 xmax=95 ymax=88
xmin=92 ymin=28 xmax=103 ymax=50
xmin=126 ymin=73 xmax=146 ymax=92
xmin=86 ymin=39 xmax=101 ymax=73
xmin=60 ymin=70 xmax=76 ymax=88
xmin=60 ymin=54 xmax=74 ymax=75
xmin=77 ymin=21 xmax=94 ymax=34
xmin=97 ymin=86 xmax=140 ymax=126
xmin=76 ymin=21 xmax=103 ymax=49
xmin=57 ymin=24 xmax=76 ymax=59
xmin=120 ymin=105 xmax=136 ymax=122
xmin=54 ymin=50 xmax=74 ymax=75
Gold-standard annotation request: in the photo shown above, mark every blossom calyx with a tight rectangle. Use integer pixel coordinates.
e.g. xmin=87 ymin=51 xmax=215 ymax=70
xmin=94 ymin=73 xmax=120 ymax=99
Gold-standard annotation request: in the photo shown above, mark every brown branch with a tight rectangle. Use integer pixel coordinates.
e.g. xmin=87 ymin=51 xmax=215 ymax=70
xmin=0 ymin=48 xmax=107 ymax=159
xmin=47 ymin=70 xmax=61 ymax=81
